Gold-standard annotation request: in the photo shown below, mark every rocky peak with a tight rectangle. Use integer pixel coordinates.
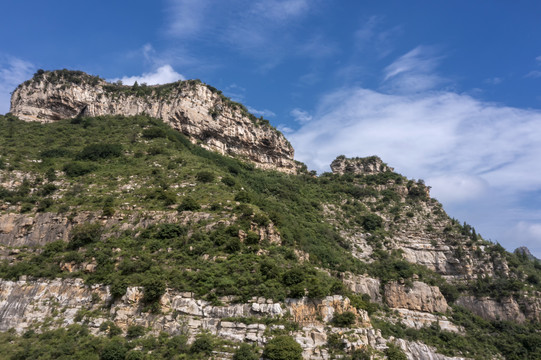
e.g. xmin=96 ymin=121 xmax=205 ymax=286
xmin=10 ymin=69 xmax=296 ymax=173
xmin=514 ymin=246 xmax=539 ymax=261
xmin=330 ymin=155 xmax=394 ymax=175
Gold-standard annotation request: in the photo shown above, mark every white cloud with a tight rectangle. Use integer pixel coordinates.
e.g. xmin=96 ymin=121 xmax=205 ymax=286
xmin=290 ymin=108 xmax=312 ymax=123
xmin=109 ymin=65 xmax=185 ymax=86
xmin=278 ymin=124 xmax=295 ymax=134
xmin=354 ymin=16 xmax=401 ymax=58
xmin=382 ymin=46 xmax=444 ymax=93
xmin=484 ymin=77 xmax=502 ymax=85
xmin=526 ymin=70 xmax=541 ymax=78
xmin=0 ymin=57 xmax=34 ymax=114
xmin=536 ymin=55 xmax=541 ymax=63
xmin=247 ymin=106 xmax=276 ymax=118
xmin=165 ymin=0 xmax=210 ymax=38
xmin=252 ymin=0 xmax=309 ymax=22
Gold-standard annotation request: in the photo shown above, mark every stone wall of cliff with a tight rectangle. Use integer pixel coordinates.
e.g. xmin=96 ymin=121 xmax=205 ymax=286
xmin=10 ymin=70 xmax=296 ymax=173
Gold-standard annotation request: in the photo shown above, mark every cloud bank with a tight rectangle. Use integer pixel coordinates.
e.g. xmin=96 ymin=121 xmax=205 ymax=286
xmin=109 ymin=65 xmax=184 ymax=86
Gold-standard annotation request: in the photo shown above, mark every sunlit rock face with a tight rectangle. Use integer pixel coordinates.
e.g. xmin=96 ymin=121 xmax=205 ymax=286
xmin=10 ymin=70 xmax=296 ymax=173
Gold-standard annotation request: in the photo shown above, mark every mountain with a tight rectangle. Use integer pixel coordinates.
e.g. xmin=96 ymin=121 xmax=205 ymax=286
xmin=10 ymin=69 xmax=296 ymax=174
xmin=0 ymin=69 xmax=540 ymax=360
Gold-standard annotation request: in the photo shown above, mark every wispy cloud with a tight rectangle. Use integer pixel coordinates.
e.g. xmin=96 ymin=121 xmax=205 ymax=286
xmin=109 ymin=65 xmax=184 ymax=85
xmin=382 ymin=46 xmax=444 ymax=92
xmin=252 ymin=0 xmax=309 ymax=22
xmin=354 ymin=15 xmax=401 ymax=58
xmin=485 ymin=77 xmax=503 ymax=85
xmin=526 ymin=70 xmax=541 ymax=78
xmin=290 ymin=108 xmax=312 ymax=123
xmin=0 ymin=56 xmax=34 ymax=114
xmin=165 ymin=0 xmax=210 ymax=38
xmin=247 ymin=106 xmax=276 ymax=118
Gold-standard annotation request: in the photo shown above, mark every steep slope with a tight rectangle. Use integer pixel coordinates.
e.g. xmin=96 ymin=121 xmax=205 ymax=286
xmin=1 ymin=73 xmax=541 ymax=359
xmin=10 ymin=70 xmax=296 ymax=174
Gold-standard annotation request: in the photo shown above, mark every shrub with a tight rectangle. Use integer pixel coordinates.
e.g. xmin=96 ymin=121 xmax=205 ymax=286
xmin=233 ymin=343 xmax=259 ymax=360
xmin=282 ymin=267 xmax=305 ymax=286
xmin=77 ymin=143 xmax=122 ymax=161
xmin=190 ymin=335 xmax=213 ymax=355
xmin=177 ymin=196 xmax=200 ymax=211
xmin=221 ymin=176 xmax=236 ymax=187
xmin=40 ymin=148 xmax=72 ymax=158
xmin=359 ymin=214 xmax=383 ymax=231
xmin=385 ymin=343 xmax=407 ymax=360
xmin=143 ymin=276 xmax=166 ymax=304
xmin=156 ymin=223 xmax=187 ymax=239
xmin=63 ymin=161 xmax=95 ymax=177
xmin=142 ymin=127 xmax=167 ymax=139
xmin=235 ymin=191 xmax=252 ymax=203
xmin=100 ymin=340 xmax=127 ymax=360
xmin=332 ymin=311 xmax=356 ymax=327
xmin=263 ymin=335 xmax=303 ymax=360
xmin=110 ymin=278 xmax=128 ymax=299
xmin=125 ymin=351 xmax=144 ymax=360
xmin=69 ymin=223 xmax=102 ymax=249
xmin=126 ymin=325 xmax=146 ymax=339
xmin=196 ymin=170 xmax=215 ymax=183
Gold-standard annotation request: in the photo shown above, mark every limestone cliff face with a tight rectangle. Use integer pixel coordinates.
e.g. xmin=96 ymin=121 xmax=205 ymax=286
xmin=0 ymin=278 xmax=462 ymax=360
xmin=456 ymin=295 xmax=541 ymax=323
xmin=330 ymin=155 xmax=394 ymax=175
xmin=384 ymin=281 xmax=448 ymax=314
xmin=10 ymin=70 xmax=296 ymax=173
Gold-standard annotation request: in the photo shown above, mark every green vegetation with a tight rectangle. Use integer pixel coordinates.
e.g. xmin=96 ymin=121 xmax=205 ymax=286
xmin=263 ymin=335 xmax=303 ymax=360
xmin=0 ymin=325 xmax=239 ymax=360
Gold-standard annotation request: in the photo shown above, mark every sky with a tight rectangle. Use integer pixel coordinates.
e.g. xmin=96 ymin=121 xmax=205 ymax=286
xmin=1 ymin=1 xmax=541 ymax=257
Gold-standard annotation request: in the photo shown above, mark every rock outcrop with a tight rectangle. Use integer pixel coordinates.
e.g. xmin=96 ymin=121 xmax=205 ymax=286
xmin=330 ymin=155 xmax=393 ymax=175
xmin=10 ymin=70 xmax=296 ymax=173
xmin=455 ymin=295 xmax=541 ymax=323
xmin=0 ymin=278 xmax=386 ymax=359
xmin=384 ymin=281 xmax=448 ymax=313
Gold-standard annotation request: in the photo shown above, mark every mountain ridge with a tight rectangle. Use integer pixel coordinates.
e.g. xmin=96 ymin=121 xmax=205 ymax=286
xmin=10 ymin=69 xmax=296 ymax=174
xmin=0 ymin=71 xmax=540 ymax=359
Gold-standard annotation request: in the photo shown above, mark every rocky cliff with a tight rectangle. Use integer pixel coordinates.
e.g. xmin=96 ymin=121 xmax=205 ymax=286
xmin=0 ymin=278 xmax=464 ymax=360
xmin=10 ymin=70 xmax=296 ymax=173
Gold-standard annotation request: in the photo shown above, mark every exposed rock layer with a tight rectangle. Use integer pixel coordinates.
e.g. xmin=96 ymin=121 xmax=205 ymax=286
xmin=0 ymin=278 xmax=464 ymax=360
xmin=10 ymin=71 xmax=296 ymax=173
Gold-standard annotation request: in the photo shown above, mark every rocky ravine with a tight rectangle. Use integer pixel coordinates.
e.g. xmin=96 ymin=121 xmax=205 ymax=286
xmin=10 ymin=70 xmax=296 ymax=173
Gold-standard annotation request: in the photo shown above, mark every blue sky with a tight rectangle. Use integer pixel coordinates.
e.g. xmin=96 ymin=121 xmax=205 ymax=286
xmin=2 ymin=1 xmax=541 ymax=257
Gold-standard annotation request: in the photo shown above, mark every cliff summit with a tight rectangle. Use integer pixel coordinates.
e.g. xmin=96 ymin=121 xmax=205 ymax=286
xmin=10 ymin=69 xmax=296 ymax=173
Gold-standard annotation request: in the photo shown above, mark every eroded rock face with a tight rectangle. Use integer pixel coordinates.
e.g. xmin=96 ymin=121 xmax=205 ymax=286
xmin=330 ymin=155 xmax=393 ymax=175
xmin=384 ymin=281 xmax=448 ymax=313
xmin=0 ymin=211 xmax=217 ymax=248
xmin=456 ymin=296 xmax=529 ymax=323
xmin=0 ymin=279 xmax=389 ymax=360
xmin=10 ymin=71 xmax=296 ymax=173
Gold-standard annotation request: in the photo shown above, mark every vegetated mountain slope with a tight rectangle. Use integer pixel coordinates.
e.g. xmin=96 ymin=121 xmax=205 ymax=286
xmin=0 ymin=114 xmax=540 ymax=357
xmin=10 ymin=69 xmax=296 ymax=173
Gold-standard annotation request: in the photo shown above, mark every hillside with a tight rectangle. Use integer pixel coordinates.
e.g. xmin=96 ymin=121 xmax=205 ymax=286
xmin=0 ymin=70 xmax=540 ymax=360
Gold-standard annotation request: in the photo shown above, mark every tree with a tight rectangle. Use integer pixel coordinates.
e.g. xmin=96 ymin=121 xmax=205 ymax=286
xmin=332 ymin=311 xmax=356 ymax=327
xmin=263 ymin=335 xmax=302 ymax=360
